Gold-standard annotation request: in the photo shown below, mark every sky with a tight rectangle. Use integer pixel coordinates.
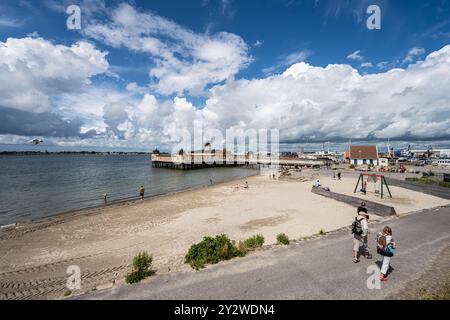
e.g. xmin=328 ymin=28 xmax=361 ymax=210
xmin=0 ymin=0 xmax=450 ymax=152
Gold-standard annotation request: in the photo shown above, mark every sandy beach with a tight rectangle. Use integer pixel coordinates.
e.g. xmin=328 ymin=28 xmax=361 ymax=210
xmin=0 ymin=169 xmax=449 ymax=299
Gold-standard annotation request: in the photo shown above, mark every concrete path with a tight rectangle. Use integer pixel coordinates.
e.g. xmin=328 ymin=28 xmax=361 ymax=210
xmin=78 ymin=206 xmax=450 ymax=300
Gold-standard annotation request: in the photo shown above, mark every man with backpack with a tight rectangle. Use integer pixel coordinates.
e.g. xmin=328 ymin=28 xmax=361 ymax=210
xmin=357 ymin=202 xmax=368 ymax=216
xmin=352 ymin=203 xmax=372 ymax=263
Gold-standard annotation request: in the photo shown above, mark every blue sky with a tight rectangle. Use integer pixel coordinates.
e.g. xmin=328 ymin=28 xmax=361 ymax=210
xmin=4 ymin=1 xmax=450 ymax=81
xmin=0 ymin=0 xmax=450 ymax=151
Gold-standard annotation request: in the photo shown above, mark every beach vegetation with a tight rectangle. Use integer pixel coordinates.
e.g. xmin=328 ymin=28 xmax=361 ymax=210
xmin=319 ymin=229 xmax=327 ymax=235
xmin=350 ymin=164 xmax=356 ymax=169
xmin=243 ymin=234 xmax=265 ymax=249
xmin=405 ymin=177 xmax=450 ymax=188
xmin=63 ymin=290 xmax=72 ymax=297
xmin=237 ymin=241 xmax=248 ymax=255
xmin=276 ymin=233 xmax=290 ymax=245
xmin=125 ymin=252 xmax=154 ymax=284
xmin=185 ymin=234 xmax=244 ymax=270
xmin=419 ymin=284 xmax=450 ymax=300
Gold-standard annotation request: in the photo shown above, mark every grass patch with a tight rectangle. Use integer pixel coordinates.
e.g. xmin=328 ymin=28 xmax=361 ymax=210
xmin=125 ymin=252 xmax=155 ymax=284
xmin=319 ymin=229 xmax=327 ymax=236
xmin=405 ymin=177 xmax=450 ymax=188
xmin=185 ymin=234 xmax=245 ymax=270
xmin=276 ymin=233 xmax=290 ymax=245
xmin=243 ymin=234 xmax=265 ymax=249
xmin=63 ymin=290 xmax=72 ymax=297
xmin=419 ymin=284 xmax=450 ymax=300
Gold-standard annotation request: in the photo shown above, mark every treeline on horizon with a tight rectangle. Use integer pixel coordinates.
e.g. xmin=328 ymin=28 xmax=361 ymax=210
xmin=0 ymin=151 xmax=151 ymax=155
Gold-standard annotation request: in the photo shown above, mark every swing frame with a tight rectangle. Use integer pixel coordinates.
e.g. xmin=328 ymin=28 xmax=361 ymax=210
xmin=353 ymin=173 xmax=392 ymax=198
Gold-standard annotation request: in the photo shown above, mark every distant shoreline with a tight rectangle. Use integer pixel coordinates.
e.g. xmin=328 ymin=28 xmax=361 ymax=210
xmin=0 ymin=151 xmax=151 ymax=156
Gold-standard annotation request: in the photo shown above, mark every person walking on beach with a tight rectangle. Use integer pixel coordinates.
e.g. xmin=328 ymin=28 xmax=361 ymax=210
xmin=139 ymin=185 xmax=145 ymax=200
xmin=337 ymin=171 xmax=341 ymax=180
xmin=377 ymin=226 xmax=395 ymax=281
xmin=352 ymin=203 xmax=372 ymax=263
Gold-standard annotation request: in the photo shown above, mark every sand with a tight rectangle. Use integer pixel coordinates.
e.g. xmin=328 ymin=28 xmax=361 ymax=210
xmin=0 ymin=169 xmax=448 ymax=299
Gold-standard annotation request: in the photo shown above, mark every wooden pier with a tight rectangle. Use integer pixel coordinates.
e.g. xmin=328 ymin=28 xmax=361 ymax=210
xmin=151 ymin=150 xmax=325 ymax=170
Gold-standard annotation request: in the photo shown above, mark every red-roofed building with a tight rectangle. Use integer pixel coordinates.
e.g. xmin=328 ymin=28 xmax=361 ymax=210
xmin=348 ymin=145 xmax=379 ymax=166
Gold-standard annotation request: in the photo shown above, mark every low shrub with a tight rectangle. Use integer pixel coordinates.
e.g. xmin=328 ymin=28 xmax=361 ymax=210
xmin=350 ymin=164 xmax=356 ymax=169
xmin=185 ymin=234 xmax=244 ymax=270
xmin=276 ymin=233 xmax=290 ymax=245
xmin=237 ymin=241 xmax=248 ymax=255
xmin=243 ymin=234 xmax=265 ymax=249
xmin=319 ymin=229 xmax=327 ymax=235
xmin=125 ymin=252 xmax=154 ymax=284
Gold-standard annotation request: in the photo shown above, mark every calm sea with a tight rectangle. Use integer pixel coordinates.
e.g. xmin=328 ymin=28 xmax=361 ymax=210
xmin=0 ymin=155 xmax=257 ymax=226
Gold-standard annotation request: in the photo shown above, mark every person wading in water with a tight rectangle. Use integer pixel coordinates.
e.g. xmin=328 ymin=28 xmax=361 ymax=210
xmin=139 ymin=185 xmax=145 ymax=200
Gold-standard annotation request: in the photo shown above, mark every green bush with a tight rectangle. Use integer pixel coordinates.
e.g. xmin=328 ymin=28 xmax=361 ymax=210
xmin=276 ymin=233 xmax=290 ymax=245
xmin=185 ymin=234 xmax=244 ymax=270
xmin=243 ymin=234 xmax=265 ymax=249
xmin=319 ymin=229 xmax=327 ymax=235
xmin=350 ymin=164 xmax=356 ymax=169
xmin=125 ymin=252 xmax=154 ymax=284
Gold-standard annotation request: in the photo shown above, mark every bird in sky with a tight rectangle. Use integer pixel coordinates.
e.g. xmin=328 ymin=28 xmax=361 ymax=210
xmin=29 ymin=139 xmax=43 ymax=145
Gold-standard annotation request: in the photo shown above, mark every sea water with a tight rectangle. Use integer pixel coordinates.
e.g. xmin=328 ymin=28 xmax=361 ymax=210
xmin=0 ymin=154 xmax=257 ymax=225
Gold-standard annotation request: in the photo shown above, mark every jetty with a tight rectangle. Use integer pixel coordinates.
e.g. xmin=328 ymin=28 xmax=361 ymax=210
xmin=151 ymin=145 xmax=325 ymax=170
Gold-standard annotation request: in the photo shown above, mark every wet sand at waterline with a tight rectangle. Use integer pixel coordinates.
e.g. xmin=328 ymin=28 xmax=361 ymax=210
xmin=0 ymin=170 xmax=448 ymax=299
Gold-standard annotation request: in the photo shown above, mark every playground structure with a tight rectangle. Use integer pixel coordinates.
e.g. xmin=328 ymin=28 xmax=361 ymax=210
xmin=354 ymin=173 xmax=392 ymax=198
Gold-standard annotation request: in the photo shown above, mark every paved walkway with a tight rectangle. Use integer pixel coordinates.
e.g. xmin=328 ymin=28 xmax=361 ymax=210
xmin=79 ymin=205 xmax=450 ymax=300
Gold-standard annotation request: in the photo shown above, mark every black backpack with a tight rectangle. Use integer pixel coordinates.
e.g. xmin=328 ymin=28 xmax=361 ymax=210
xmin=352 ymin=217 xmax=363 ymax=235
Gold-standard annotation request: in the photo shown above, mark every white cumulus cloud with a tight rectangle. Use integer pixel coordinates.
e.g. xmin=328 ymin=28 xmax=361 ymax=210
xmin=0 ymin=37 xmax=109 ymax=113
xmin=128 ymin=45 xmax=450 ymax=147
xmin=83 ymin=3 xmax=251 ymax=96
